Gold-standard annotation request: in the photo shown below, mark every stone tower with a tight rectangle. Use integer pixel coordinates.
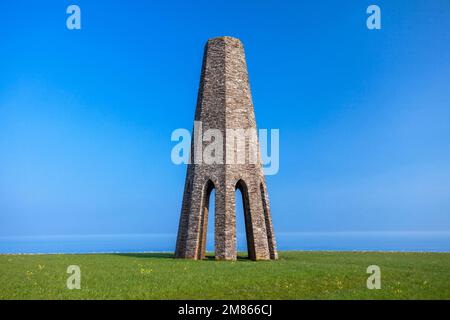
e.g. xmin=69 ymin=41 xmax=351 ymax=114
xmin=175 ymin=36 xmax=277 ymax=261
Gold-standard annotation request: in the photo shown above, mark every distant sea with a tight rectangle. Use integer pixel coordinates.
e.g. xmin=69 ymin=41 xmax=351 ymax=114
xmin=0 ymin=231 xmax=449 ymax=254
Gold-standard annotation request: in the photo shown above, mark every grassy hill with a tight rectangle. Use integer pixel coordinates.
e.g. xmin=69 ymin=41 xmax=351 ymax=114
xmin=1 ymin=251 xmax=449 ymax=299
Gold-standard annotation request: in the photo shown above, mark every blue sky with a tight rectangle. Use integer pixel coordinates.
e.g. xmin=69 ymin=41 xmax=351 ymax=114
xmin=1 ymin=1 xmax=450 ymax=248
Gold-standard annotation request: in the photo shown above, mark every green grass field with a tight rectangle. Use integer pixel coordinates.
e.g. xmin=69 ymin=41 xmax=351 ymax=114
xmin=1 ymin=251 xmax=449 ymax=299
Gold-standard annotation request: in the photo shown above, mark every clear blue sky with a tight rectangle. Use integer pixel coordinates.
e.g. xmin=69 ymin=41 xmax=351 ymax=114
xmin=1 ymin=1 xmax=450 ymax=243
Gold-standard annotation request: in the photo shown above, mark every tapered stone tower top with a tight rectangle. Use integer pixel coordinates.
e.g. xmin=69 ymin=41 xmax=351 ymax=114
xmin=175 ymin=36 xmax=277 ymax=261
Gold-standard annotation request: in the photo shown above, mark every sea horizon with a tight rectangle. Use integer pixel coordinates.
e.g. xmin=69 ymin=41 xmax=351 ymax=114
xmin=1 ymin=231 xmax=449 ymax=254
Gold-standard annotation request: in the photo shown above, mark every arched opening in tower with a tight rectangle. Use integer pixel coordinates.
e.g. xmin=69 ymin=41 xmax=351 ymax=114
xmin=235 ymin=180 xmax=256 ymax=260
xmin=205 ymin=188 xmax=215 ymax=259
xmin=197 ymin=179 xmax=215 ymax=260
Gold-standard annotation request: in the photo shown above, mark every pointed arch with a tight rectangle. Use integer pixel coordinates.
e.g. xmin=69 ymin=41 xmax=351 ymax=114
xmin=235 ymin=179 xmax=256 ymax=260
xmin=197 ymin=179 xmax=215 ymax=260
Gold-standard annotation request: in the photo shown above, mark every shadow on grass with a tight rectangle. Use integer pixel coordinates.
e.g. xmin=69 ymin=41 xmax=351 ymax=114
xmin=204 ymin=254 xmax=250 ymax=261
xmin=112 ymin=252 xmax=251 ymax=261
xmin=113 ymin=252 xmax=175 ymax=259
